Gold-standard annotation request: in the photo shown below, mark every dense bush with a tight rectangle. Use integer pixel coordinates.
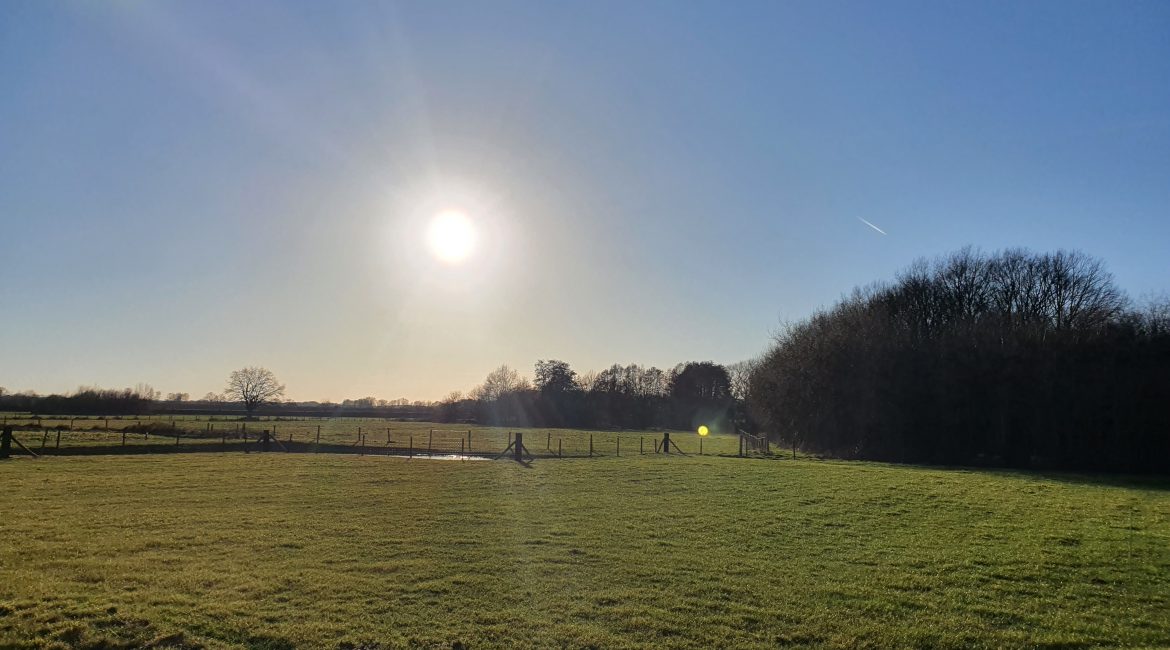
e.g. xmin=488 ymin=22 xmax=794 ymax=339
xmin=748 ymin=248 xmax=1170 ymax=473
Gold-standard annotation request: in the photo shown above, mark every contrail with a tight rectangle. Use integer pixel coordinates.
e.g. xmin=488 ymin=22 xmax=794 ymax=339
xmin=857 ymin=217 xmax=887 ymax=235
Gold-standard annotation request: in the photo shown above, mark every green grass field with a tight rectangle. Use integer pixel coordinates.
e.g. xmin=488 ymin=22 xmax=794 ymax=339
xmin=1 ymin=450 xmax=1168 ymax=649
xmin=0 ymin=415 xmax=735 ymax=458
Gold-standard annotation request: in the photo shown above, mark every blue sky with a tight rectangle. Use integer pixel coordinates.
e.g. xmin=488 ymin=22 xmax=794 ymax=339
xmin=2 ymin=0 xmax=1168 ymax=400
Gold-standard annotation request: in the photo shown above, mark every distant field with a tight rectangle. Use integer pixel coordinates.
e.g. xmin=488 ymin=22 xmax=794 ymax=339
xmin=0 ymin=415 xmax=740 ymax=458
xmin=1 ymin=453 xmax=1167 ymax=649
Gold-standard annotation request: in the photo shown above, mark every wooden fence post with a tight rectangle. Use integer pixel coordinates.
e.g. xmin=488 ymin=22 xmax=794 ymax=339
xmin=558 ymin=439 xmax=562 ymax=458
xmin=547 ymin=431 xmax=551 ymax=450
xmin=514 ymin=432 xmax=524 ymax=462
xmin=316 ymin=425 xmax=321 ymax=445
xmin=617 ymin=437 xmax=620 ymax=457
xmin=409 ymin=436 xmax=413 ymax=459
xmin=122 ymin=429 xmax=127 ymax=446
xmin=662 ymin=432 xmax=671 ymax=454
xmin=41 ymin=430 xmax=48 ymax=449
xmin=640 ymin=437 xmax=644 ymax=454
xmin=700 ymin=437 xmax=703 ymax=455
xmin=55 ymin=429 xmax=61 ymax=449
xmin=589 ymin=434 xmax=593 ymax=457
xmin=1 ymin=426 xmax=11 ymax=459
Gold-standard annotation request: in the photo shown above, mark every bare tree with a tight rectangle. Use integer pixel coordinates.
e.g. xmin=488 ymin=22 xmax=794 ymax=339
xmin=642 ymin=367 xmax=668 ymax=397
xmin=1141 ymin=293 xmax=1170 ymax=335
xmin=727 ymin=358 xmax=760 ymax=402
xmin=166 ymin=392 xmax=190 ymax=402
xmin=225 ymin=367 xmax=285 ymax=415
xmin=470 ymin=364 xmax=525 ymax=401
xmin=1039 ymin=250 xmax=1126 ymax=331
xmin=134 ymin=383 xmax=159 ymax=401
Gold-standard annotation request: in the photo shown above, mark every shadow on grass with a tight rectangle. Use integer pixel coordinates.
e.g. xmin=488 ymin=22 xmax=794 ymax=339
xmin=833 ymin=456 xmax=1170 ymax=492
xmin=978 ymin=466 xmax=1170 ymax=492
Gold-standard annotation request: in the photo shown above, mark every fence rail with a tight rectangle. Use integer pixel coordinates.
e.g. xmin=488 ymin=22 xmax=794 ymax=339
xmin=0 ymin=421 xmax=778 ymax=461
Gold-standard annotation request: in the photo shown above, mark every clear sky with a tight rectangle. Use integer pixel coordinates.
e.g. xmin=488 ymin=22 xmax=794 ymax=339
xmin=2 ymin=1 xmax=1168 ymax=401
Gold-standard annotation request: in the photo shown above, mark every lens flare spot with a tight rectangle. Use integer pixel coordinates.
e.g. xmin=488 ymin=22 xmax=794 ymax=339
xmin=698 ymin=425 xmax=709 ymax=436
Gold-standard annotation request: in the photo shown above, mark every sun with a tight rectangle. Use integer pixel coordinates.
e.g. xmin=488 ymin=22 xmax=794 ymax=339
xmin=426 ymin=210 xmax=476 ymax=264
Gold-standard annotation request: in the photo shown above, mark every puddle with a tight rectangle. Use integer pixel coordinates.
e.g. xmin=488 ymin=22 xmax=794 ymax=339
xmin=368 ymin=453 xmax=493 ymax=461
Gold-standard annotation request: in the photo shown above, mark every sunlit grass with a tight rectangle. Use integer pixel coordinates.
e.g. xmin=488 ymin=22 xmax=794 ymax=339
xmin=1 ymin=453 xmax=1167 ymax=648
xmin=0 ymin=416 xmax=740 ymax=457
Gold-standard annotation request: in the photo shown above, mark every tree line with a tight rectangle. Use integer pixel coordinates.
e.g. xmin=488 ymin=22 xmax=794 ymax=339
xmin=8 ymin=246 xmax=1163 ymax=474
xmin=0 ymin=369 xmax=289 ymax=417
xmin=436 ymin=360 xmax=738 ymax=432
xmin=746 ymin=248 xmax=1170 ymax=473
xmin=0 ymin=363 xmax=742 ymax=433
xmin=0 ymin=385 xmax=161 ymax=416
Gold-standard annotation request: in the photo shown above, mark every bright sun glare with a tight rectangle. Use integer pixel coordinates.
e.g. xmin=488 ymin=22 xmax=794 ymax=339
xmin=426 ymin=210 xmax=476 ymax=264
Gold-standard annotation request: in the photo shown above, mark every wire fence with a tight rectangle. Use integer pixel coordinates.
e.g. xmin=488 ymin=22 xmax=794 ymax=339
xmin=0 ymin=418 xmax=771 ymax=460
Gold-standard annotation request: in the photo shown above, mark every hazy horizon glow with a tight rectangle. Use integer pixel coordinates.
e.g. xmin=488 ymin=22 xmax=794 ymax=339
xmin=2 ymin=1 xmax=1169 ymax=401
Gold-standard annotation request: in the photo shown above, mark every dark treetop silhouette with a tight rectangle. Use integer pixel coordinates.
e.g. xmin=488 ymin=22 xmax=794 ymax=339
xmin=225 ymin=367 xmax=286 ymax=416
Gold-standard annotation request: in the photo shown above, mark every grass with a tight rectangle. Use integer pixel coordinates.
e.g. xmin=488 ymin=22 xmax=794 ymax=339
xmin=0 ymin=416 xmax=738 ymax=457
xmin=1 ymin=451 xmax=1168 ymax=649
